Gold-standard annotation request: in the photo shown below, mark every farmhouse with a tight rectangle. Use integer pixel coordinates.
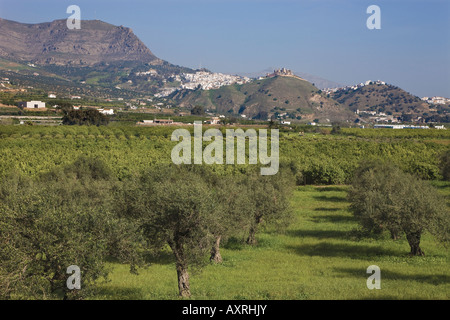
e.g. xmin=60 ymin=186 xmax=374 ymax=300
xmin=19 ymin=101 xmax=46 ymax=109
xmin=205 ymin=117 xmax=221 ymax=125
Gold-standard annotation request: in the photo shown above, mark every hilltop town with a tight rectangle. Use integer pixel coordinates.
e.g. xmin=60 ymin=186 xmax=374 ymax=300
xmin=154 ymin=71 xmax=251 ymax=98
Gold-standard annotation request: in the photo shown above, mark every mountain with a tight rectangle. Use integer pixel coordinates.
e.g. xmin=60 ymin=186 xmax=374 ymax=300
xmin=170 ymin=74 xmax=355 ymax=123
xmin=0 ymin=18 xmax=159 ymax=66
xmin=0 ymin=18 xmax=197 ymax=97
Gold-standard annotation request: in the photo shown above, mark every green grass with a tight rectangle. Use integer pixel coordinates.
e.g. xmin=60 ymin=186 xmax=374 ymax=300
xmin=93 ymin=185 xmax=450 ymax=300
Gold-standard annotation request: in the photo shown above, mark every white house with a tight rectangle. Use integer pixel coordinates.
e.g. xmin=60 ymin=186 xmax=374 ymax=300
xmin=20 ymin=101 xmax=46 ymax=109
xmin=48 ymin=94 xmax=57 ymax=98
xmin=206 ymin=117 xmax=221 ymax=125
xmin=98 ymin=109 xmax=114 ymax=115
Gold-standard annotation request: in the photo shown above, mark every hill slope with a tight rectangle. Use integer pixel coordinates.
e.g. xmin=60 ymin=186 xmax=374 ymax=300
xmin=170 ymin=75 xmax=356 ymax=123
xmin=331 ymin=83 xmax=432 ymax=117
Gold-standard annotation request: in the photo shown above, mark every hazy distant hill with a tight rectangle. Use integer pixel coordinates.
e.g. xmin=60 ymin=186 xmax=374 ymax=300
xmin=170 ymin=75 xmax=355 ymax=123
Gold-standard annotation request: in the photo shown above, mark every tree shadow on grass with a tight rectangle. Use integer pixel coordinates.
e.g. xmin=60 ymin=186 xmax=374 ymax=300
xmin=311 ymin=213 xmax=356 ymax=224
xmin=313 ymin=195 xmax=348 ymax=203
xmin=334 ymin=267 xmax=450 ymax=286
xmin=315 ymin=186 xmax=348 ymax=193
xmin=287 ymin=229 xmax=351 ymax=240
xmin=94 ymin=286 xmax=146 ymax=300
xmin=313 ymin=207 xmax=341 ymax=212
xmin=285 ymin=242 xmax=401 ymax=260
xmin=222 ymin=236 xmax=245 ymax=251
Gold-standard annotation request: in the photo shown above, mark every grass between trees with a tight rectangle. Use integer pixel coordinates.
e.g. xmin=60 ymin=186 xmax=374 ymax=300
xmin=94 ymin=183 xmax=449 ymax=300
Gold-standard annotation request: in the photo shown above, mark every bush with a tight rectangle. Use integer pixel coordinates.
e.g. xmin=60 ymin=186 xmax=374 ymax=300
xmin=62 ymin=109 xmax=109 ymax=126
xmin=303 ymin=161 xmax=347 ymax=185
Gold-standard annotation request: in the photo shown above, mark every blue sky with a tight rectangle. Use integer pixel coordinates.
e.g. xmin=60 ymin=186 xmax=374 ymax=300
xmin=0 ymin=0 xmax=449 ymax=97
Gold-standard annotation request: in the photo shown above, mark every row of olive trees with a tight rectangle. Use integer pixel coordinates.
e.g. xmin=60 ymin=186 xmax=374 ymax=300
xmin=114 ymin=164 xmax=294 ymax=297
xmin=0 ymin=158 xmax=294 ymax=299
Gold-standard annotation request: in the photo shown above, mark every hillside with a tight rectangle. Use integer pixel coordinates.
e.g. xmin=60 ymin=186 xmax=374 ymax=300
xmin=331 ymin=83 xmax=433 ymax=118
xmin=170 ymin=75 xmax=356 ymax=123
xmin=238 ymin=68 xmax=343 ymax=90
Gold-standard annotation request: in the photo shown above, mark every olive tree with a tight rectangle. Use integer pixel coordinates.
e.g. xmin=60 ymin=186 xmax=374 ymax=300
xmin=348 ymin=161 xmax=449 ymax=256
xmin=0 ymin=157 xmax=142 ymax=299
xmin=440 ymin=149 xmax=450 ymax=181
xmin=208 ymin=175 xmax=252 ymax=263
xmin=118 ymin=164 xmax=218 ymax=297
xmin=240 ymin=169 xmax=294 ymax=246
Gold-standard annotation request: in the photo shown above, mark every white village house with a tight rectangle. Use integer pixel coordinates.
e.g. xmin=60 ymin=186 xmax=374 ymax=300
xmin=98 ymin=108 xmax=114 ymax=115
xmin=19 ymin=101 xmax=46 ymax=109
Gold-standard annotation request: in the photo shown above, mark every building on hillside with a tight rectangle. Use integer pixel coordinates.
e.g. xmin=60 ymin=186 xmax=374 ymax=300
xmin=267 ymin=68 xmax=294 ymax=78
xmin=19 ymin=101 xmax=46 ymax=109
xmin=205 ymin=117 xmax=221 ymax=125
xmin=374 ymin=124 xmax=430 ymax=129
xmin=98 ymin=109 xmax=114 ymax=115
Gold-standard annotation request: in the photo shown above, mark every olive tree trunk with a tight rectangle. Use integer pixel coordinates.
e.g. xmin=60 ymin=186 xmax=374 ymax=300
xmin=406 ymin=231 xmax=425 ymax=256
xmin=246 ymin=215 xmax=262 ymax=246
xmin=169 ymin=240 xmax=191 ymax=297
xmin=176 ymin=263 xmax=190 ymax=298
xmin=210 ymin=235 xmax=223 ymax=263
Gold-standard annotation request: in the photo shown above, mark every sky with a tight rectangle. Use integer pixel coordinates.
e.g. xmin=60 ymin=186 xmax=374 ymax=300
xmin=0 ymin=0 xmax=449 ymax=97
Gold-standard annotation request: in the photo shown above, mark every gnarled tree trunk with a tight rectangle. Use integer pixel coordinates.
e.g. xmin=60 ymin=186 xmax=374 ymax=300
xmin=210 ymin=235 xmax=223 ymax=263
xmin=169 ymin=239 xmax=191 ymax=297
xmin=406 ymin=231 xmax=425 ymax=256
xmin=176 ymin=263 xmax=190 ymax=298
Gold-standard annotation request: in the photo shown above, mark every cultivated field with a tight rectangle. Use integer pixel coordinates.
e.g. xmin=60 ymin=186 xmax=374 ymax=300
xmin=0 ymin=125 xmax=449 ymax=300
